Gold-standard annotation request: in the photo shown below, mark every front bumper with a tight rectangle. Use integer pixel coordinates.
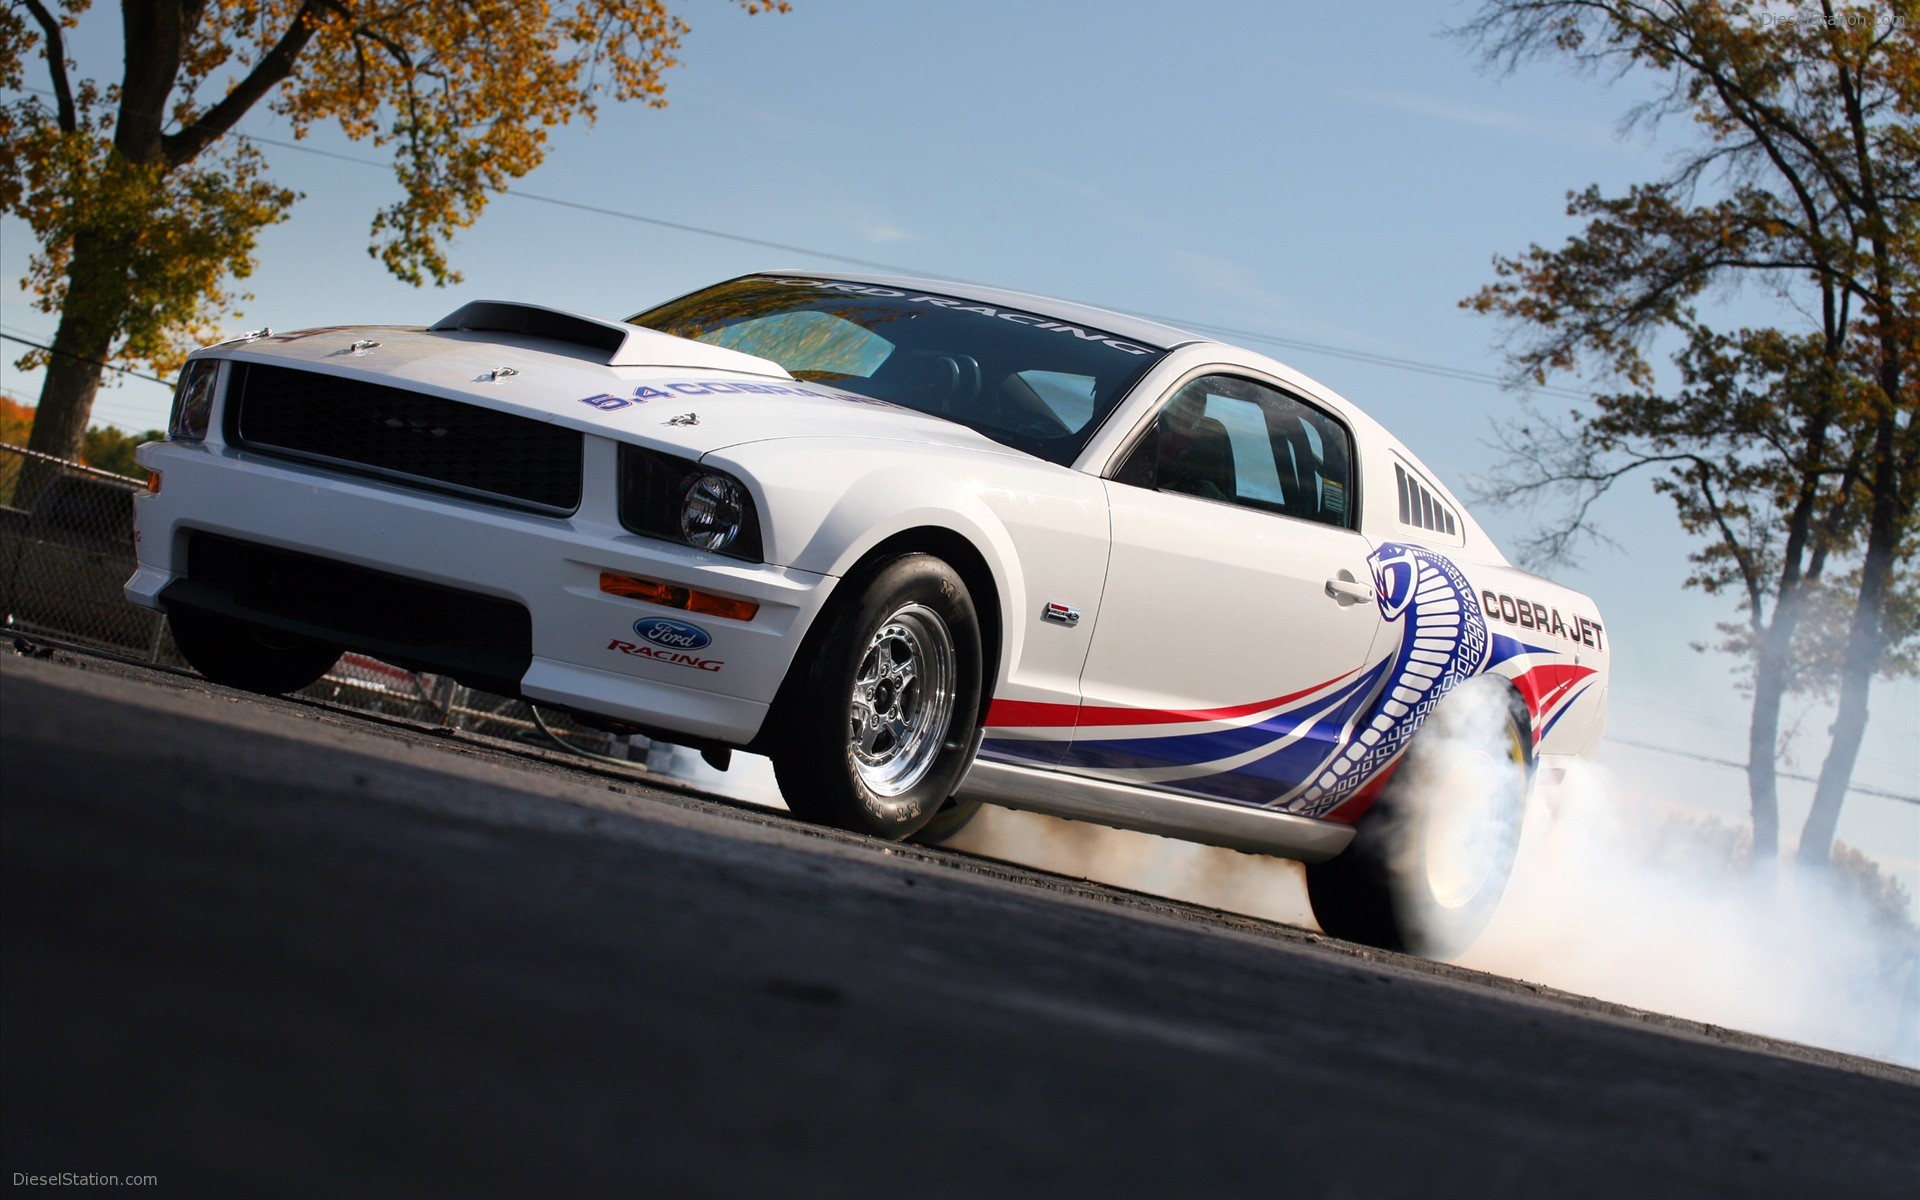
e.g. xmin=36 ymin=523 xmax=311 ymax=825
xmin=130 ymin=436 xmax=837 ymax=745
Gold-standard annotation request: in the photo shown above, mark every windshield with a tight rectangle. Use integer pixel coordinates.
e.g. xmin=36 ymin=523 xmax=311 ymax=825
xmin=629 ymin=276 xmax=1169 ymax=465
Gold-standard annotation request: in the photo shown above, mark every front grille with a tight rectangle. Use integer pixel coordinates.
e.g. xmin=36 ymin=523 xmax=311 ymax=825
xmin=170 ymin=532 xmax=533 ymax=695
xmin=229 ymin=362 xmax=583 ymax=512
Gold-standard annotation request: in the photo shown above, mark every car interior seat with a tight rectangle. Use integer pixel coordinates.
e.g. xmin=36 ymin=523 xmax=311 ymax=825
xmin=1161 ymin=415 xmax=1237 ymax=502
xmin=869 ymin=350 xmax=980 ymax=415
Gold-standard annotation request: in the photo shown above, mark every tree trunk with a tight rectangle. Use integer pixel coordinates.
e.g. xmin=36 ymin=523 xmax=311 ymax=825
xmin=19 ymin=231 xmax=131 ymax=505
xmin=1743 ymin=395 xmax=1838 ymax=868
xmin=1797 ymin=412 xmax=1902 ymax=867
xmin=1745 ymin=637 xmax=1788 ymax=866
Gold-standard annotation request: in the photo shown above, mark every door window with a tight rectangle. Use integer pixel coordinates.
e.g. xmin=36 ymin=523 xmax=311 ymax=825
xmin=1116 ymin=374 xmax=1354 ymax=528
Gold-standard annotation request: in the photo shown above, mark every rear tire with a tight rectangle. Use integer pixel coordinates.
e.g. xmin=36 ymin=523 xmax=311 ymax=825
xmin=1307 ymin=676 xmax=1530 ymax=958
xmin=772 ymin=555 xmax=983 ymax=842
xmin=167 ymin=606 xmax=342 ymax=696
xmin=908 ymin=793 xmax=985 ymax=846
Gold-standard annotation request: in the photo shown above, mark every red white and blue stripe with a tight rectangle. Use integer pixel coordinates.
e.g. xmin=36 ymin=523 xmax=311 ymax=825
xmin=978 ymin=542 xmax=1592 ymax=823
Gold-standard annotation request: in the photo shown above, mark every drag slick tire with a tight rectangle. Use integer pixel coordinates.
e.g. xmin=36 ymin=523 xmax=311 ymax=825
xmin=167 ymin=606 xmax=342 ymax=696
xmin=1307 ymin=675 xmax=1531 ymax=958
xmin=772 ymin=555 xmax=983 ymax=842
xmin=908 ymin=792 xmax=986 ymax=846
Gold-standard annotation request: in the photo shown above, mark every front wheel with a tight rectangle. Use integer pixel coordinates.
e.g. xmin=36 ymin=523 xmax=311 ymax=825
xmin=167 ymin=606 xmax=342 ymax=696
xmin=1306 ymin=675 xmax=1531 ymax=958
xmin=772 ymin=555 xmax=983 ymax=841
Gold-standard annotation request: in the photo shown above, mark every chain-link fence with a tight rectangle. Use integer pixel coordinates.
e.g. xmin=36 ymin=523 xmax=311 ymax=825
xmin=1 ymin=442 xmax=163 ymax=655
xmin=1 ymin=440 xmax=629 ymax=758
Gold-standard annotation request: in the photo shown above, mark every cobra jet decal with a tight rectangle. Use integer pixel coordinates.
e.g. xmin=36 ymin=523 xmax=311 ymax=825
xmin=1288 ymin=543 xmax=1491 ymax=817
xmin=978 ymin=542 xmax=1499 ymax=818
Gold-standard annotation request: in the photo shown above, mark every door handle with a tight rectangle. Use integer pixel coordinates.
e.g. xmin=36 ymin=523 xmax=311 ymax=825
xmin=1325 ymin=572 xmax=1375 ymax=606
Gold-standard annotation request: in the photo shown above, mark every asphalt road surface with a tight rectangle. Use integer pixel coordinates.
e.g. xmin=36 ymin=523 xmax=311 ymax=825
xmin=3 ymin=644 xmax=1916 ymax=1199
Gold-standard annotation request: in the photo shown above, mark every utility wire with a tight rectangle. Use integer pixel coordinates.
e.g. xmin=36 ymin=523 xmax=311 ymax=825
xmin=240 ymin=133 xmax=933 ymax=278
xmin=3 ymin=84 xmax=1601 ymax=402
xmin=1 ymin=330 xmax=172 ymax=387
xmin=1609 ymin=736 xmax=1919 ymax=806
xmin=230 ymin=130 xmax=1599 ymax=402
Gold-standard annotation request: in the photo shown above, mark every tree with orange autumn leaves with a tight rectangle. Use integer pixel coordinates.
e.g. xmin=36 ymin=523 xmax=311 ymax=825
xmin=1459 ymin=1 xmax=1917 ymax=866
xmin=1 ymin=0 xmax=787 ymax=479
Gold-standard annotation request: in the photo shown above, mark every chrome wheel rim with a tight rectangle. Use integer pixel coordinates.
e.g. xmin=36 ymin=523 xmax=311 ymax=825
xmin=848 ymin=603 xmax=955 ymax=797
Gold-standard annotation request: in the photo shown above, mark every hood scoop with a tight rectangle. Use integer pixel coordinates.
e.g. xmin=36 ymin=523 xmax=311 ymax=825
xmin=429 ymin=300 xmax=790 ymax=376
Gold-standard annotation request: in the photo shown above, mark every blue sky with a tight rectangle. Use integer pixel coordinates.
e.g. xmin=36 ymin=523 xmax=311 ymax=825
xmin=2 ymin=1 xmax=1913 ymax=883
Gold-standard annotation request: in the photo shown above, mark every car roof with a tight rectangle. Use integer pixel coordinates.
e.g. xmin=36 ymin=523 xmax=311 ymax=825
xmin=754 ymin=270 xmax=1212 ymax=353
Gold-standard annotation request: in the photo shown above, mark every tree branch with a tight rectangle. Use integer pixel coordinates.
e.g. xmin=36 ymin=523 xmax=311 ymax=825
xmin=1694 ymin=460 xmax=1766 ymax=621
xmin=21 ymin=0 xmax=76 ymax=133
xmin=1473 ymin=406 xmax=1711 ymax=566
xmin=163 ymin=2 xmax=325 ymax=167
xmin=115 ymin=0 xmax=190 ymax=162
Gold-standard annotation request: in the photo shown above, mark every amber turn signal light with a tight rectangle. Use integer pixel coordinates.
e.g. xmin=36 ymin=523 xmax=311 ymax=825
xmin=146 ymin=470 xmax=162 ymax=494
xmin=599 ymin=571 xmax=759 ymax=621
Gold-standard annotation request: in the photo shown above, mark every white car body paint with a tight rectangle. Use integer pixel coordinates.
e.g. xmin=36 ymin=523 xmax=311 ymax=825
xmin=130 ymin=273 xmax=1609 ymax=860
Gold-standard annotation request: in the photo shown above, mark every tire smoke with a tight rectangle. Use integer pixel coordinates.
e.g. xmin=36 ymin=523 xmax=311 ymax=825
xmin=946 ymin=805 xmax=1318 ymax=926
xmin=1457 ymin=756 xmax=1919 ymax=1069
xmin=1358 ymin=675 xmax=1530 ymax=958
xmin=650 ymin=729 xmax=1918 ymax=1069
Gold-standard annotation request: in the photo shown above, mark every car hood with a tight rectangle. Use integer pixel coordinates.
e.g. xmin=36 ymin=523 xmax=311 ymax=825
xmin=202 ymin=321 xmax=1025 ymax=461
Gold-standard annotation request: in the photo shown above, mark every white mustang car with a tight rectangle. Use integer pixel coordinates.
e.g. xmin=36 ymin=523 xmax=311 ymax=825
xmin=130 ymin=272 xmax=1608 ymax=955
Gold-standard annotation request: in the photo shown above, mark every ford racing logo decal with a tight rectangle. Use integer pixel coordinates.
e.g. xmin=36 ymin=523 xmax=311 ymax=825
xmin=633 ymin=617 xmax=712 ymax=650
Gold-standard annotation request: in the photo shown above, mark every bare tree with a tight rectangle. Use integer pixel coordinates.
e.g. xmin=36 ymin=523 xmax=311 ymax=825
xmin=1458 ymin=1 xmax=1918 ymax=864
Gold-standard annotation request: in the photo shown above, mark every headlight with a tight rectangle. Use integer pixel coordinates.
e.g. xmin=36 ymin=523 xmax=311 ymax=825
xmin=618 ymin=444 xmax=763 ymax=562
xmin=169 ymin=358 xmax=218 ymax=441
xmin=681 ymin=473 xmax=747 ymax=550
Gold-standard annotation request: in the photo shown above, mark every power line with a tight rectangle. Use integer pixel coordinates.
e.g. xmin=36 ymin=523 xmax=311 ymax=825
xmin=1609 ymin=736 xmax=1919 ymax=806
xmin=5 ymin=84 xmax=1601 ymax=402
xmin=1 ymin=330 xmax=174 ymax=433
xmin=0 ymin=395 xmax=161 ymax=430
xmin=229 ymin=130 xmax=1599 ymax=403
xmin=1 ymin=330 xmax=173 ymax=387
xmin=1613 ymin=685 xmax=1917 ymax=783
xmin=238 ymin=134 xmax=934 ymax=278
xmin=1154 ymin=316 xmax=1594 ymax=399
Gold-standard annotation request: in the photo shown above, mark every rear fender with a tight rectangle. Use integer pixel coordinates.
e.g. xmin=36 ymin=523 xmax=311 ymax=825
xmin=1458 ymin=561 xmax=1610 ymax=758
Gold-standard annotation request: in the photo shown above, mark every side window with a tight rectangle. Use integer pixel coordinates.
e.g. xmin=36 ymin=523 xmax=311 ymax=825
xmin=1015 ymin=370 xmax=1098 ymax=431
xmin=1114 ymin=375 xmax=1353 ymax=528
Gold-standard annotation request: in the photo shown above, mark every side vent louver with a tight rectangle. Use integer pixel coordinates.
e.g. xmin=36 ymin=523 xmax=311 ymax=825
xmin=1394 ymin=463 xmax=1458 ymax=537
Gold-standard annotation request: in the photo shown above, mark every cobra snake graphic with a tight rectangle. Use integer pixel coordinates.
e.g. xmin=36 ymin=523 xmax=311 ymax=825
xmin=1291 ymin=542 xmax=1490 ymax=818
